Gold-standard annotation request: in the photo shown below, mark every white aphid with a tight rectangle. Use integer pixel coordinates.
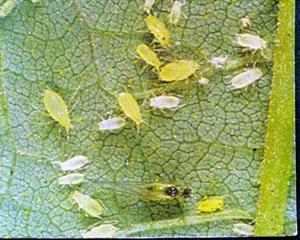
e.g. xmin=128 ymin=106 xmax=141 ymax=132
xmin=72 ymin=191 xmax=104 ymax=218
xmin=241 ymin=16 xmax=251 ymax=28
xmin=169 ymin=0 xmax=184 ymax=24
xmin=98 ymin=117 xmax=126 ymax=131
xmin=82 ymin=224 xmax=119 ymax=238
xmin=236 ymin=33 xmax=267 ymax=50
xmin=54 ymin=155 xmax=89 ymax=171
xmin=229 ymin=68 xmax=263 ymax=90
xmin=233 ymin=223 xmax=254 ymax=236
xmin=144 ymin=0 xmax=156 ymax=14
xmin=198 ymin=77 xmax=209 ymax=85
xmin=211 ymin=56 xmax=227 ymax=69
xmin=150 ymin=95 xmax=181 ymax=110
xmin=58 ymin=173 xmax=85 ymax=185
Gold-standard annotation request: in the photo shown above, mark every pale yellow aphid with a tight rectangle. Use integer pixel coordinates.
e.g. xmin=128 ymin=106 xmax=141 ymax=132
xmin=72 ymin=191 xmax=104 ymax=218
xmin=144 ymin=0 xmax=156 ymax=14
xmin=118 ymin=92 xmax=143 ymax=132
xmin=136 ymin=43 xmax=160 ymax=71
xmin=235 ymin=33 xmax=267 ymax=50
xmin=58 ymin=173 xmax=85 ymax=185
xmin=159 ymin=60 xmax=199 ymax=82
xmin=168 ymin=0 xmax=184 ymax=24
xmin=82 ymin=224 xmax=119 ymax=238
xmin=43 ymin=89 xmax=73 ymax=132
xmin=145 ymin=15 xmax=171 ymax=46
xmin=196 ymin=196 xmax=224 ymax=213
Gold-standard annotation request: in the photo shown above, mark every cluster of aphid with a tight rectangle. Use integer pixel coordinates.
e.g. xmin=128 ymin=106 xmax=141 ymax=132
xmin=40 ymin=2 xmax=268 ymax=237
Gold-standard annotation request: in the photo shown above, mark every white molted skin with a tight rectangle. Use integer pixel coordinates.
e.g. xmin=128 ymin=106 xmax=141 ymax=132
xmin=150 ymin=96 xmax=181 ymax=109
xmin=99 ymin=117 xmax=126 ymax=131
xmin=233 ymin=223 xmax=254 ymax=236
xmin=55 ymin=155 xmax=88 ymax=171
xmin=236 ymin=33 xmax=267 ymax=50
xmin=211 ymin=56 xmax=227 ymax=69
xmin=82 ymin=224 xmax=119 ymax=238
xmin=169 ymin=0 xmax=184 ymax=24
xmin=58 ymin=173 xmax=84 ymax=185
xmin=229 ymin=68 xmax=263 ymax=89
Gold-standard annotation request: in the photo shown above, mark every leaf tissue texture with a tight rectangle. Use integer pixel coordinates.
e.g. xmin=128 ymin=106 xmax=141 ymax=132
xmin=0 ymin=0 xmax=295 ymax=237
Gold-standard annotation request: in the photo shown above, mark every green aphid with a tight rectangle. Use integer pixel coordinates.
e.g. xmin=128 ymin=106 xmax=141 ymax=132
xmin=197 ymin=196 xmax=224 ymax=213
xmin=136 ymin=43 xmax=160 ymax=71
xmin=145 ymin=15 xmax=171 ymax=46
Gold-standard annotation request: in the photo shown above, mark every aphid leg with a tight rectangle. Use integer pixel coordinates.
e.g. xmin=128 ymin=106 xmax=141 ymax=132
xmin=68 ymin=85 xmax=82 ymax=113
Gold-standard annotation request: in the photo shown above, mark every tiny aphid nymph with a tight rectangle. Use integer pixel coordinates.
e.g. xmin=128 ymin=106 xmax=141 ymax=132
xmin=145 ymin=15 xmax=171 ymax=46
xmin=54 ymin=155 xmax=89 ymax=172
xmin=232 ymin=223 xmax=254 ymax=236
xmin=198 ymin=77 xmax=209 ymax=85
xmin=159 ymin=60 xmax=199 ymax=82
xmin=144 ymin=0 xmax=156 ymax=14
xmin=197 ymin=196 xmax=224 ymax=213
xmin=72 ymin=191 xmax=104 ymax=218
xmin=118 ymin=92 xmax=143 ymax=132
xmin=149 ymin=95 xmax=182 ymax=110
xmin=241 ymin=16 xmax=251 ymax=28
xmin=168 ymin=0 xmax=184 ymax=24
xmin=82 ymin=224 xmax=119 ymax=238
xmin=99 ymin=117 xmax=126 ymax=131
xmin=136 ymin=44 xmax=160 ymax=71
xmin=43 ymin=89 xmax=73 ymax=132
xmin=228 ymin=67 xmax=263 ymax=90
xmin=235 ymin=33 xmax=267 ymax=50
xmin=58 ymin=173 xmax=85 ymax=185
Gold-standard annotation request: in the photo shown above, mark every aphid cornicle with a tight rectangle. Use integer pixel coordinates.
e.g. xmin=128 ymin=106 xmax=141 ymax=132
xmin=168 ymin=0 xmax=184 ymax=24
xmin=54 ymin=155 xmax=89 ymax=172
xmin=196 ymin=196 xmax=224 ymax=213
xmin=144 ymin=0 xmax=156 ymax=14
xmin=232 ymin=223 xmax=254 ymax=236
xmin=43 ymin=89 xmax=73 ymax=132
xmin=149 ymin=95 xmax=182 ymax=110
xmin=228 ymin=67 xmax=263 ymax=90
xmin=235 ymin=33 xmax=267 ymax=50
xmin=98 ymin=117 xmax=126 ymax=131
xmin=145 ymin=15 xmax=171 ymax=46
xmin=82 ymin=224 xmax=119 ymax=238
xmin=118 ymin=92 xmax=143 ymax=132
xmin=159 ymin=60 xmax=199 ymax=82
xmin=58 ymin=173 xmax=85 ymax=185
xmin=72 ymin=191 xmax=104 ymax=218
xmin=136 ymin=44 xmax=160 ymax=71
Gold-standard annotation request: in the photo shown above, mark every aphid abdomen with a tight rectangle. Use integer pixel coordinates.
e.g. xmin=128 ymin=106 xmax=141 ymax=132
xmin=145 ymin=15 xmax=171 ymax=46
xmin=236 ymin=33 xmax=267 ymax=50
xmin=99 ymin=117 xmax=126 ymax=131
xmin=159 ymin=60 xmax=199 ymax=82
xmin=55 ymin=155 xmax=89 ymax=171
xmin=58 ymin=173 xmax=85 ymax=185
xmin=43 ymin=89 xmax=73 ymax=131
xmin=118 ymin=92 xmax=143 ymax=127
xmin=150 ymin=96 xmax=180 ymax=109
xmin=136 ymin=44 xmax=160 ymax=70
xmin=229 ymin=68 xmax=263 ymax=89
xmin=72 ymin=191 xmax=103 ymax=218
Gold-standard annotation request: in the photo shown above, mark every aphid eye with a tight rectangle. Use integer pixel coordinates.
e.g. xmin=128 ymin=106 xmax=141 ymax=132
xmin=165 ymin=187 xmax=179 ymax=196
xmin=182 ymin=188 xmax=192 ymax=198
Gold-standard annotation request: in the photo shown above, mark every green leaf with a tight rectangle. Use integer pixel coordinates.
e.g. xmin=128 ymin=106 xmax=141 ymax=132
xmin=0 ymin=0 xmax=295 ymax=237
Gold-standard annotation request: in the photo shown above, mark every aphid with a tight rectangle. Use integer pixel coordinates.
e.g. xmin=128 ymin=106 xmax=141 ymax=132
xmin=54 ymin=155 xmax=89 ymax=172
xmin=58 ymin=173 xmax=85 ymax=185
xmin=145 ymin=15 xmax=171 ymax=46
xmin=233 ymin=223 xmax=254 ymax=236
xmin=240 ymin=16 xmax=251 ymax=28
xmin=72 ymin=191 xmax=104 ymax=218
xmin=235 ymin=33 xmax=267 ymax=50
xmin=196 ymin=196 xmax=224 ymax=213
xmin=82 ymin=224 xmax=119 ymax=238
xmin=149 ymin=95 xmax=182 ymax=110
xmin=0 ymin=0 xmax=18 ymax=18
xmin=43 ymin=89 xmax=73 ymax=132
xmin=159 ymin=60 xmax=199 ymax=82
xmin=168 ymin=0 xmax=184 ymax=24
xmin=118 ymin=92 xmax=143 ymax=132
xmin=98 ymin=117 xmax=126 ymax=131
xmin=136 ymin=43 xmax=160 ymax=71
xmin=228 ymin=67 xmax=263 ymax=90
xmin=210 ymin=56 xmax=227 ymax=69
xmin=144 ymin=0 xmax=156 ymax=14
xmin=198 ymin=77 xmax=209 ymax=85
